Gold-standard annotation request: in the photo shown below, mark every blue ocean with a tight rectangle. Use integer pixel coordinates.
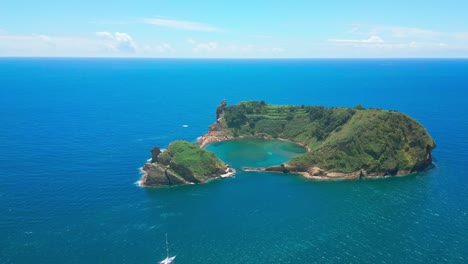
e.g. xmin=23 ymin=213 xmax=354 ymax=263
xmin=0 ymin=59 xmax=467 ymax=263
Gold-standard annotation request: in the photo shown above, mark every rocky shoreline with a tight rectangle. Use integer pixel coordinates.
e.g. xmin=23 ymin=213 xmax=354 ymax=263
xmin=139 ymin=163 xmax=236 ymax=188
xmin=196 ymin=124 xmax=234 ymax=148
xmin=242 ymin=165 xmax=417 ymax=180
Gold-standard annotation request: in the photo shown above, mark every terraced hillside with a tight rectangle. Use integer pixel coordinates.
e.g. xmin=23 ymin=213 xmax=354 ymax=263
xmin=201 ymin=100 xmax=436 ymax=179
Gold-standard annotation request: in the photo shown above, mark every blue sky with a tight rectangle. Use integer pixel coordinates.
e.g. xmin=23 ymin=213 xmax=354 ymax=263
xmin=1 ymin=0 xmax=468 ymax=57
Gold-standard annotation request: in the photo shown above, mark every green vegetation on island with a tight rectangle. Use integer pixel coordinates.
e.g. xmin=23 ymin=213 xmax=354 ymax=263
xmin=201 ymin=100 xmax=436 ymax=179
xmin=140 ymin=140 xmax=231 ymax=187
xmin=141 ymin=100 xmax=436 ymax=187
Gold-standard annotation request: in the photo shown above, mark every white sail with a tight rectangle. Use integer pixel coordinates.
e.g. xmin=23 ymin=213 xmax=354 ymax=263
xmin=159 ymin=255 xmax=176 ymax=264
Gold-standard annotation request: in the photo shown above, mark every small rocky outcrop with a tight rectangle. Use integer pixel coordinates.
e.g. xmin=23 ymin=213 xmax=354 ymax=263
xmin=141 ymin=163 xmax=190 ymax=186
xmin=197 ymin=100 xmax=234 ymax=148
xmin=140 ymin=140 xmax=234 ymax=187
xmin=308 ymin=167 xmax=327 ymax=177
xmin=150 ymin=147 xmax=161 ymax=163
xmin=216 ymin=99 xmax=227 ymax=120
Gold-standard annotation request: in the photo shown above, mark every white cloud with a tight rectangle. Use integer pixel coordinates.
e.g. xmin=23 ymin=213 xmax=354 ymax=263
xmin=326 ymin=23 xmax=468 ymax=55
xmin=271 ymin=47 xmax=284 ymax=53
xmin=0 ymin=30 xmax=176 ymax=57
xmin=194 ymin=42 xmax=219 ymax=52
xmin=89 ymin=20 xmax=131 ymax=25
xmin=114 ymin=32 xmax=137 ymax=52
xmin=141 ymin=43 xmax=175 ymax=53
xmin=374 ymin=26 xmax=440 ymax=39
xmin=96 ymin=31 xmax=137 ymax=53
xmin=385 ymin=42 xmax=448 ymax=49
xmin=186 ymin=38 xmax=197 ymax=45
xmin=185 ymin=38 xmax=284 ymax=57
xmin=258 ymin=47 xmax=284 ymax=54
xmin=328 ymin=35 xmax=384 ymax=43
xmin=95 ymin=31 xmax=113 ymax=38
xmin=454 ymin=32 xmax=468 ymax=41
xmin=346 ymin=24 xmax=462 ymax=41
xmin=144 ymin=18 xmax=220 ymax=32
xmin=0 ymin=31 xmax=103 ymax=56
xmin=329 ymin=39 xmax=449 ymax=50
xmin=30 ymin=33 xmax=56 ymax=48
xmin=32 ymin=34 xmax=52 ymax=43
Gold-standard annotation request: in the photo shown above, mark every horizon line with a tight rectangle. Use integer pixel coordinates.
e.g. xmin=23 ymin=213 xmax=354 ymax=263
xmin=1 ymin=56 xmax=468 ymax=60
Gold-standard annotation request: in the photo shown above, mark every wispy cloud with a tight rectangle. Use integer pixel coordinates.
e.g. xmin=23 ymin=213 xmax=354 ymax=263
xmin=144 ymin=18 xmax=221 ymax=32
xmin=328 ymin=36 xmax=384 ymax=43
xmin=337 ymin=41 xmax=448 ymax=49
xmin=186 ymin=38 xmax=197 ymax=45
xmin=368 ymin=26 xmax=441 ymax=39
xmin=31 ymin=34 xmax=55 ymax=47
xmin=141 ymin=43 xmax=175 ymax=54
xmin=186 ymin=38 xmax=284 ymax=57
xmin=0 ymin=30 xmax=176 ymax=57
xmin=89 ymin=19 xmax=132 ymax=25
xmin=186 ymin=38 xmax=223 ymax=53
xmin=345 ymin=24 xmax=461 ymax=41
xmin=327 ymin=23 xmax=468 ymax=55
xmin=193 ymin=42 xmax=220 ymax=52
xmin=95 ymin=32 xmax=113 ymax=38
xmin=0 ymin=31 xmax=102 ymax=56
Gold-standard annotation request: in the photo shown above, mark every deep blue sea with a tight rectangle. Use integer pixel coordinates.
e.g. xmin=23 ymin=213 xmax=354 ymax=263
xmin=0 ymin=58 xmax=467 ymax=263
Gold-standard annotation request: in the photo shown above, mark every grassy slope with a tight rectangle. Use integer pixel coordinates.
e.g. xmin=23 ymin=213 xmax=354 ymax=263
xmin=164 ymin=140 xmax=226 ymax=181
xmin=222 ymin=101 xmax=435 ymax=173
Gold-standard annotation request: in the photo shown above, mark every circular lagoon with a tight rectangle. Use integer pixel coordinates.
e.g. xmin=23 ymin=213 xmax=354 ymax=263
xmin=205 ymin=138 xmax=307 ymax=169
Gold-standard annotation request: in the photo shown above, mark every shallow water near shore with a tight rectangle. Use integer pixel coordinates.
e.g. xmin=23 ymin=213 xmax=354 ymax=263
xmin=0 ymin=58 xmax=467 ymax=263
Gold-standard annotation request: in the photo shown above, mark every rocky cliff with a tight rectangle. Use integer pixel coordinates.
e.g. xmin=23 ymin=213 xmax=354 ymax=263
xmin=140 ymin=140 xmax=232 ymax=187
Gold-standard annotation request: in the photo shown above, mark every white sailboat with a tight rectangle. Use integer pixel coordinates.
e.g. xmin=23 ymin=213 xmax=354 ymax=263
xmin=159 ymin=256 xmax=176 ymax=264
xmin=159 ymin=234 xmax=176 ymax=264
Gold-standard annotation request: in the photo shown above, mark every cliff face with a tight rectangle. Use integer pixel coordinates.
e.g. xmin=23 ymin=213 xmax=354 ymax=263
xmin=198 ymin=100 xmax=436 ymax=179
xmin=287 ymin=109 xmax=435 ymax=176
xmin=140 ymin=140 xmax=229 ymax=187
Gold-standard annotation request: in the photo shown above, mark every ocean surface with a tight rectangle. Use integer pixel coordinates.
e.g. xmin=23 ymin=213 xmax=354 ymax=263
xmin=0 ymin=58 xmax=467 ymax=263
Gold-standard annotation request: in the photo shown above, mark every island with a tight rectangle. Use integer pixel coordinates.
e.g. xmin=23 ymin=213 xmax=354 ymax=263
xmin=139 ymin=140 xmax=235 ymax=187
xmin=140 ymin=100 xmax=436 ymax=187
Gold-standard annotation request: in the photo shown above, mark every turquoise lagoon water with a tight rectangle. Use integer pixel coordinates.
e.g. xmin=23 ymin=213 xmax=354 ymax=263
xmin=0 ymin=59 xmax=467 ymax=263
xmin=206 ymin=139 xmax=307 ymax=168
